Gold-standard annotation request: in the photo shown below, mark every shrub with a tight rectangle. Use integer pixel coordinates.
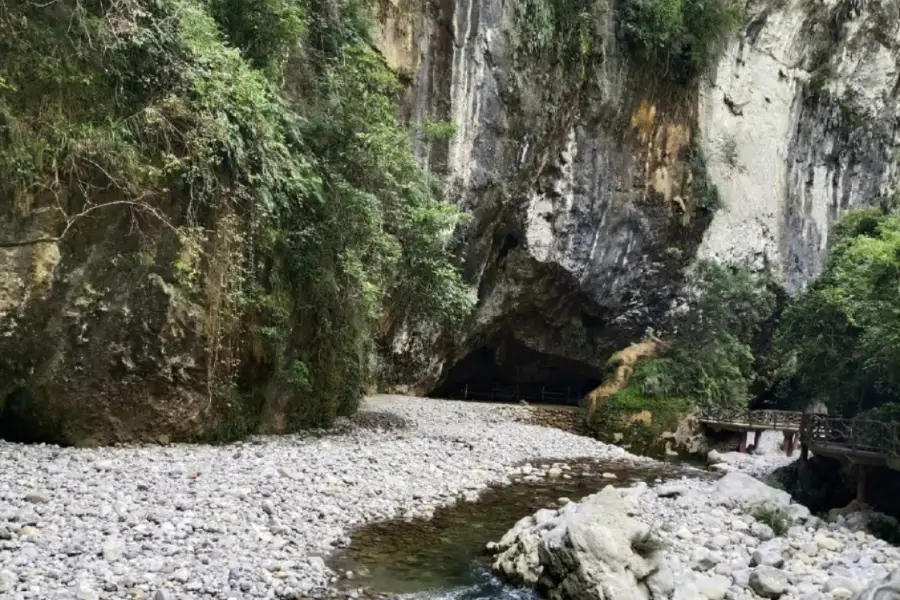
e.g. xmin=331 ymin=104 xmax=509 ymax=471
xmin=423 ymin=119 xmax=459 ymax=140
xmin=634 ymin=262 xmax=777 ymax=410
xmin=855 ymin=403 xmax=900 ymax=424
xmin=690 ymin=142 xmax=723 ymax=212
xmin=750 ymin=504 xmax=790 ymax=537
xmin=618 ymin=0 xmax=744 ymax=82
xmin=721 ymin=136 xmax=742 ymax=171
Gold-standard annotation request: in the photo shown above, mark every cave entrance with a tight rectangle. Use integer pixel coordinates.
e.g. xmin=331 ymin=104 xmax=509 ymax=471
xmin=429 ymin=336 xmax=604 ymax=406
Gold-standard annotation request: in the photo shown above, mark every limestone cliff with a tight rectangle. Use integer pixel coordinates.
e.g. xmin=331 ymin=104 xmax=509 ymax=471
xmin=2 ymin=0 xmax=897 ymax=444
xmin=698 ymin=0 xmax=900 ymax=294
xmin=376 ymin=0 xmax=900 ymax=395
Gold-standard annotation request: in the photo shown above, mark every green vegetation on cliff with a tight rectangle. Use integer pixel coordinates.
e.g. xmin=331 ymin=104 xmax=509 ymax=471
xmin=0 ymin=0 xmax=470 ymax=439
xmin=775 ymin=210 xmax=900 ymax=417
xmin=590 ymin=261 xmax=778 ymax=444
xmin=514 ymin=0 xmax=608 ymax=73
xmin=513 ymin=0 xmax=743 ymax=83
xmin=603 ymin=208 xmax=900 ymax=427
xmin=618 ymin=0 xmax=743 ymax=81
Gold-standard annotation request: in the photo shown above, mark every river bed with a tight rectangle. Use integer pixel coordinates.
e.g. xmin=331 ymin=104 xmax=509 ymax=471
xmin=329 ymin=457 xmax=711 ymax=599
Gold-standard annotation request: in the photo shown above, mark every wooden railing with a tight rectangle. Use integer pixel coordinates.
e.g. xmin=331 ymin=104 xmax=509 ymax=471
xmin=698 ymin=407 xmax=803 ymax=431
xmin=692 ymin=407 xmax=900 ymax=463
xmin=799 ymin=413 xmax=900 ymax=458
xmin=440 ymin=383 xmax=587 ymax=405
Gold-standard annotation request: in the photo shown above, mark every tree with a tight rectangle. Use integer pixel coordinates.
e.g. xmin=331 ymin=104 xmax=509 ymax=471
xmin=775 ymin=210 xmax=900 ymax=417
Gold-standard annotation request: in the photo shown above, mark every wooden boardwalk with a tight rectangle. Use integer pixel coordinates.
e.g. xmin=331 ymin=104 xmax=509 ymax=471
xmin=698 ymin=408 xmax=803 ymax=454
xmin=699 ymin=408 xmax=803 ymax=433
xmin=700 ymin=407 xmax=900 ymax=503
xmin=799 ymin=413 xmax=900 ymax=466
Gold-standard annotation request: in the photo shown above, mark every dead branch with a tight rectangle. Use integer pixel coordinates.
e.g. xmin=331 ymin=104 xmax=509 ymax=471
xmin=0 ymin=199 xmax=177 ymax=248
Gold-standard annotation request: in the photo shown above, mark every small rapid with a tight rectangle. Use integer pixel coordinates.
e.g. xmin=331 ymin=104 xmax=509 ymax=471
xmin=403 ymin=567 xmax=539 ymax=600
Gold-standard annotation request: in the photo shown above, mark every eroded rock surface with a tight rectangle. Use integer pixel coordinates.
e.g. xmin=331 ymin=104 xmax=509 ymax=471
xmin=489 ymin=464 xmax=900 ymax=600
xmin=490 ymin=486 xmax=671 ymax=600
xmin=376 ymin=0 xmax=900 ymax=394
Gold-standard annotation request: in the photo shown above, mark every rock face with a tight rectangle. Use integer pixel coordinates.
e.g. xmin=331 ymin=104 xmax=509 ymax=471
xmin=374 ymin=0 xmax=900 ymax=393
xmin=489 ymin=485 xmax=673 ymax=600
xmin=697 ymin=0 xmax=900 ymax=293
xmin=377 ymin=0 xmax=713 ymax=392
xmin=0 ymin=214 xmax=230 ymax=444
xmin=3 ymin=0 xmax=898 ymax=441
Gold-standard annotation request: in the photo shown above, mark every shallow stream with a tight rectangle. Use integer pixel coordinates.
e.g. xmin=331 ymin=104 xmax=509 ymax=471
xmin=329 ymin=457 xmax=708 ymax=599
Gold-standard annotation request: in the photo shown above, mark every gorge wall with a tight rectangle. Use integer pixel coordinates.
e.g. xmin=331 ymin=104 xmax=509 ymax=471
xmin=1 ymin=0 xmax=898 ymax=444
xmin=376 ymin=0 xmax=900 ymax=396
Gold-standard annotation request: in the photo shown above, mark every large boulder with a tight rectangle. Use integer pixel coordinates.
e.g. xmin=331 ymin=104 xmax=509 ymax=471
xmin=488 ymin=486 xmax=672 ymax=600
xmin=852 ymin=570 xmax=900 ymax=600
xmin=714 ymin=472 xmax=791 ymax=508
xmin=749 ymin=566 xmax=788 ymax=599
xmin=0 ymin=219 xmax=223 ymax=445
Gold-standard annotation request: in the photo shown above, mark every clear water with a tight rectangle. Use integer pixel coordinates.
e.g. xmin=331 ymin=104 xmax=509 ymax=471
xmin=402 ymin=568 xmax=540 ymax=600
xmin=329 ymin=457 xmax=707 ymax=599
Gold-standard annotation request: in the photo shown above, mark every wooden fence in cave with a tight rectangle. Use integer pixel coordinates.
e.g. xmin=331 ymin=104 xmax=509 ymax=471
xmin=440 ymin=383 xmax=588 ymax=405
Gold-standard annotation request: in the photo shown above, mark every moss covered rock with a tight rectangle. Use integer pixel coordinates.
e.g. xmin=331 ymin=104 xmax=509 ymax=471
xmin=0 ymin=0 xmax=469 ymax=444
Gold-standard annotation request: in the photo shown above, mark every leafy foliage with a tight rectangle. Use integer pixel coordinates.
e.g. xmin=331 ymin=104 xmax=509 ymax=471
xmin=690 ymin=142 xmax=723 ymax=212
xmin=857 ymin=403 xmax=900 ymax=424
xmin=618 ymin=0 xmax=744 ymax=82
xmin=750 ymin=504 xmax=790 ymax=537
xmin=590 ymin=373 xmax=691 ymax=454
xmin=0 ymin=0 xmax=470 ymax=433
xmin=590 ymin=262 xmax=777 ymax=445
xmin=629 ymin=261 xmax=778 ymax=410
xmin=513 ymin=0 xmax=609 ymax=78
xmin=423 ymin=119 xmax=459 ymax=140
xmin=208 ymin=0 xmax=306 ymax=73
xmin=775 ymin=210 xmax=900 ymax=417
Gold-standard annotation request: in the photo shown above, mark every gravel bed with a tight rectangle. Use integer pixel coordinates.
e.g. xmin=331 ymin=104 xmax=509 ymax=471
xmin=489 ymin=471 xmax=900 ymax=600
xmin=0 ymin=395 xmax=651 ymax=600
xmin=711 ymin=431 xmax=799 ymax=478
xmin=631 ymin=475 xmax=900 ymax=600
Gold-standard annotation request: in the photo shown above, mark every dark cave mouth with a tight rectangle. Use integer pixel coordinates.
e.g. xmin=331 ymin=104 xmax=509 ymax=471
xmin=428 ymin=337 xmax=604 ymax=406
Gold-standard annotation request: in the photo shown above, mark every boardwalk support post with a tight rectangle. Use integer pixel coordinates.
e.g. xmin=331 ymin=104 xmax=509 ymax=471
xmin=857 ymin=465 xmax=868 ymax=505
xmin=753 ymin=430 xmax=762 ymax=450
xmin=738 ymin=433 xmax=747 ymax=453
